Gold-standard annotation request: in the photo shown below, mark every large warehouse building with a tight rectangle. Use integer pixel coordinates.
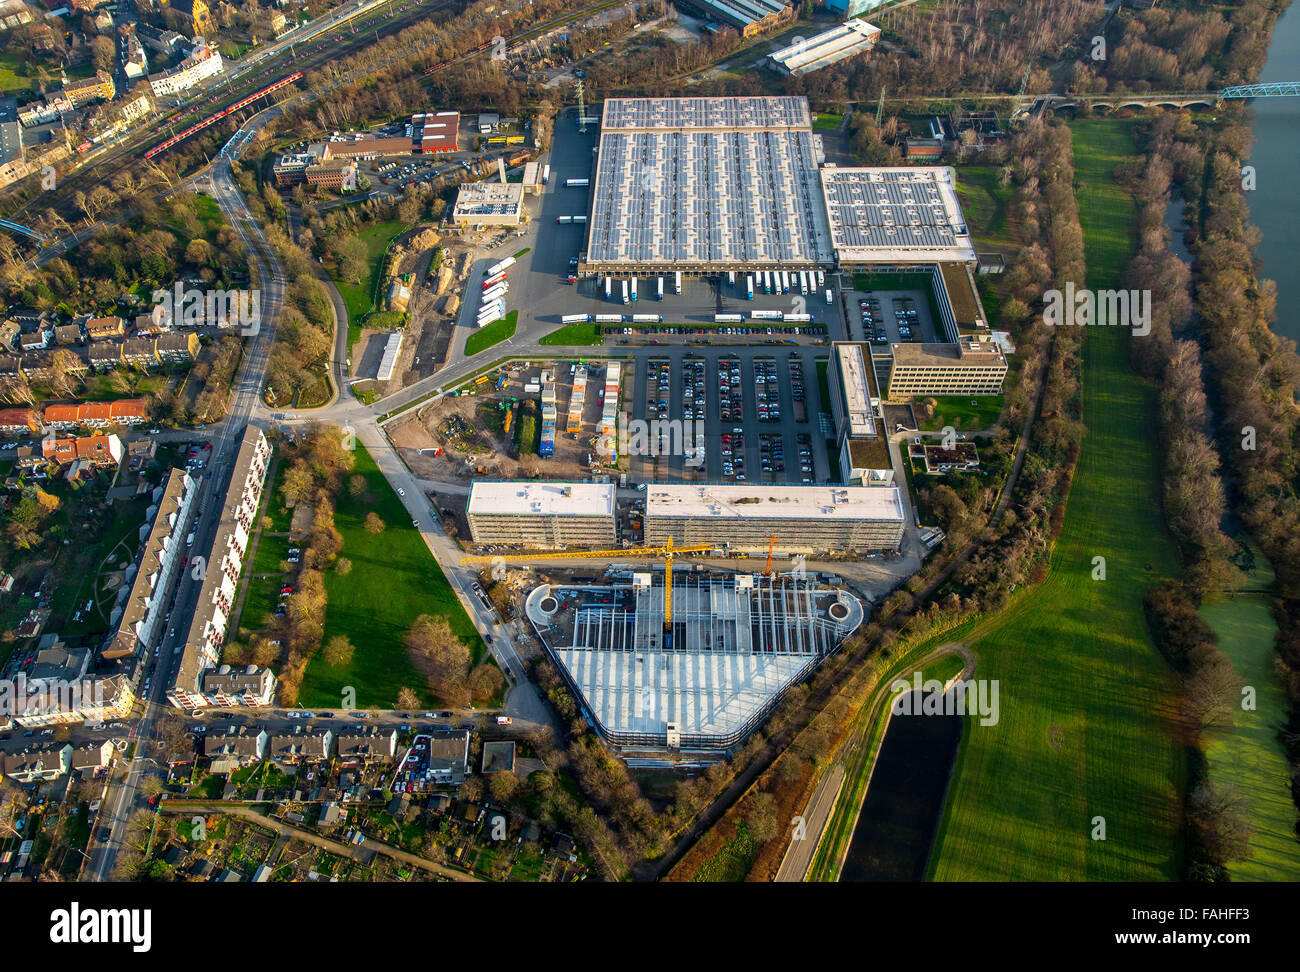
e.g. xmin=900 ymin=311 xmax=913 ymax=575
xmin=526 ymin=573 xmax=864 ymax=753
xmin=467 ymin=481 xmax=617 ymax=548
xmin=768 ymin=19 xmax=882 ymax=76
xmin=581 ymin=96 xmax=835 ymax=275
xmin=643 ymin=483 xmax=906 ymax=554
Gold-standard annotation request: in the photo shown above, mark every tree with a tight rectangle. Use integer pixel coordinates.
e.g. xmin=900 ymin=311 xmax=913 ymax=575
xmin=364 ymin=512 xmax=385 ymax=534
xmin=489 ymin=771 xmax=519 ymax=802
xmin=746 ymin=791 xmax=779 ymax=843
xmin=335 ymin=557 xmax=353 ymax=575
xmin=396 ymin=686 xmax=420 ymax=709
xmin=405 ymin=614 xmax=470 ymax=704
xmin=323 ymin=635 xmax=355 ymax=668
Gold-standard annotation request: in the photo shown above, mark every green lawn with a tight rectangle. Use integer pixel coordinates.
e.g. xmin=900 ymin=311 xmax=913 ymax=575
xmin=955 ymin=166 xmax=1016 ymax=251
xmin=812 ymin=111 xmax=843 ymax=131
xmin=539 ymin=321 xmax=604 ymax=346
xmin=918 ymin=395 xmax=1004 ymax=432
xmin=331 ymin=220 xmax=406 ymax=354
xmin=928 ymin=118 xmax=1186 ymax=881
xmin=1200 ymin=551 xmax=1300 ymax=881
xmin=0 ymin=52 xmax=33 ymax=93
xmin=299 ymin=442 xmax=486 ymax=709
xmin=465 ymin=311 xmax=518 ymax=356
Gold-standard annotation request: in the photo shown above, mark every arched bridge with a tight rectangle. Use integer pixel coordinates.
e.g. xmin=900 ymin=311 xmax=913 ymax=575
xmin=1013 ymin=82 xmax=1300 ymax=118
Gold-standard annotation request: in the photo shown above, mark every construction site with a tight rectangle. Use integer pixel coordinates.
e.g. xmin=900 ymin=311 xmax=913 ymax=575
xmin=524 ymin=570 xmax=864 ymax=757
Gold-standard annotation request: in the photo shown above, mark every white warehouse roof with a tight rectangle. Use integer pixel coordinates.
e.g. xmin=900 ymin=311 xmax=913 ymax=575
xmin=645 ymin=483 xmax=905 ymax=522
xmin=769 ymin=20 xmax=882 ymax=76
xmin=468 ymin=481 xmax=616 ymax=518
xmin=819 ymin=165 xmax=976 ymax=264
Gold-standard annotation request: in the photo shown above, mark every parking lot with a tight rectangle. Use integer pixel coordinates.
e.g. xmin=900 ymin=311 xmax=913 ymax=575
xmin=625 ymin=345 xmax=837 ymax=485
xmin=850 ymin=288 xmax=943 ymax=346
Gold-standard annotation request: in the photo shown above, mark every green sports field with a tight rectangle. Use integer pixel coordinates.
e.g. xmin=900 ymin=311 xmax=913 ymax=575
xmin=928 ymin=119 xmax=1186 ymax=880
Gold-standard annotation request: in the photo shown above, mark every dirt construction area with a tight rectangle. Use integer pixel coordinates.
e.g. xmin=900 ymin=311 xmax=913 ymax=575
xmin=387 ymin=358 xmax=628 ymax=484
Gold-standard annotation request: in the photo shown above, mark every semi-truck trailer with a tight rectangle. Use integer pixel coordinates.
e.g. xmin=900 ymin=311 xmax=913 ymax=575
xmin=565 ymin=178 xmax=589 ymax=187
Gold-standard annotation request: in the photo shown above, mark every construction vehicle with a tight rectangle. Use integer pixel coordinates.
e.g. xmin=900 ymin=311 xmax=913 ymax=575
xmin=459 ymin=536 xmax=710 ymax=628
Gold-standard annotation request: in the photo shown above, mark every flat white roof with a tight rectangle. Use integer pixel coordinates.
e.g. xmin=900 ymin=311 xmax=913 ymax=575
xmin=819 ymin=165 xmax=976 ymax=264
xmin=769 ymin=19 xmax=881 ymax=75
xmin=836 ymin=343 xmax=875 ymax=438
xmin=645 ymin=483 xmax=905 ymax=522
xmin=555 ymin=647 xmax=817 ymax=740
xmin=468 ymin=481 xmax=616 ymax=518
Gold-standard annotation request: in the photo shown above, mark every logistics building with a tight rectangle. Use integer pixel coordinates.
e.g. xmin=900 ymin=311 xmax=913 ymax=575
xmin=452 ymin=181 xmax=525 ymax=227
xmin=768 ymin=20 xmax=881 ymax=76
xmin=467 ymin=481 xmax=617 ymax=548
xmin=643 ymin=483 xmax=905 ymax=554
xmin=582 ymin=96 xmax=834 ymax=275
xmin=526 ymin=572 xmax=864 ymax=753
xmin=826 ymin=342 xmax=896 ymax=486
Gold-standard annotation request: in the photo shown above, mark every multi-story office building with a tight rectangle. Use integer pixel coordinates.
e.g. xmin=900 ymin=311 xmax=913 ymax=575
xmin=886 ymin=337 xmax=1008 ymax=398
xmin=644 ymin=483 xmax=905 ymax=555
xmin=467 ymin=482 xmax=617 ymax=548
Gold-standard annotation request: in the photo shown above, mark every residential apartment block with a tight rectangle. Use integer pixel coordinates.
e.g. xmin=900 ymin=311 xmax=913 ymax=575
xmin=168 ymin=428 xmax=274 ymax=710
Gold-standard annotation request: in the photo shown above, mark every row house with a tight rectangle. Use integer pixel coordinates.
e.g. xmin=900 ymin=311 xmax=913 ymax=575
xmin=86 ymin=332 xmax=200 ymax=373
xmin=86 ymin=315 xmax=126 ymax=341
xmin=54 ymin=323 xmax=83 ymax=346
xmin=44 ymin=398 xmax=148 ymax=430
xmin=42 ymin=433 xmax=124 ymax=469
xmin=103 ymin=469 xmax=198 ymax=662
xmin=21 ymin=351 xmax=90 ymax=384
xmin=267 ymin=730 xmax=334 ymax=766
xmin=336 ymin=729 xmax=399 ymax=766
xmin=12 ymin=676 xmax=136 ymax=728
xmin=202 ymin=730 xmax=268 ymax=774
xmin=0 ymin=407 xmax=40 ymax=435
xmin=201 ymin=665 xmax=277 ymax=707
xmin=2 ymin=740 xmax=117 ymax=782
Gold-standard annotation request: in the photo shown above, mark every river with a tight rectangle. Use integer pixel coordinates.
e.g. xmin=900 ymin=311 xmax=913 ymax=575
xmin=1246 ymin=2 xmax=1300 ymax=345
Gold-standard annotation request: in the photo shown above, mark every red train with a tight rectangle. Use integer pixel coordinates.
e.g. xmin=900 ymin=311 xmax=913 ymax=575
xmin=144 ymin=73 xmax=305 ymax=160
xmin=422 ymin=37 xmax=495 ymax=76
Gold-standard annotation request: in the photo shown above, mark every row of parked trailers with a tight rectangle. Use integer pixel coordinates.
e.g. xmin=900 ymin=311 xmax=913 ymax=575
xmin=714 ymin=312 xmax=814 ymax=323
xmin=602 ymin=272 xmax=682 ymax=304
xmin=560 ymin=313 xmax=664 ymax=324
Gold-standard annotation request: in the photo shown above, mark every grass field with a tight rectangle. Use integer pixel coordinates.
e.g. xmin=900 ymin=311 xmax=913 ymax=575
xmin=465 ymin=311 xmax=518 ymax=356
xmin=917 ymin=395 xmax=1004 ymax=432
xmin=928 ymin=119 xmax=1186 ymax=881
xmin=812 ymin=111 xmax=843 ymax=131
xmin=331 ymin=220 xmax=406 ymax=354
xmin=955 ymin=166 xmax=1017 ymax=251
xmin=0 ymin=53 xmax=32 ymax=93
xmin=1200 ymin=552 xmax=1300 ymax=881
xmin=539 ymin=322 xmax=604 ymax=346
xmin=299 ymin=443 xmax=486 ymax=709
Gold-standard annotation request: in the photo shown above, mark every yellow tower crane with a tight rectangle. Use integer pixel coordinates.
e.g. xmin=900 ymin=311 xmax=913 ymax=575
xmin=459 ymin=536 xmax=712 ymax=628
